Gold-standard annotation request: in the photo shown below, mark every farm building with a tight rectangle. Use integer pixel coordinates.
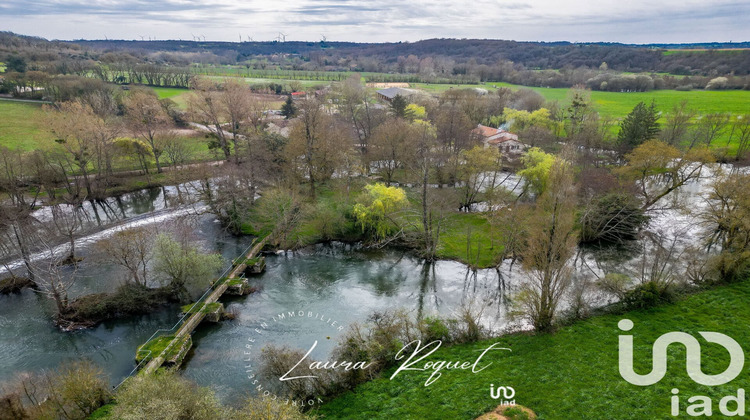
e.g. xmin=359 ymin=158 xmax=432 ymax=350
xmin=471 ymin=124 xmax=529 ymax=157
xmin=376 ymin=87 xmax=419 ymax=102
xmin=366 ymin=82 xmax=410 ymax=88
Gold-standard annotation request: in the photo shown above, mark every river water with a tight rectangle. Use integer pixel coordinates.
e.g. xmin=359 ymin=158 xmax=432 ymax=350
xmin=0 ymin=183 xmax=511 ymax=403
xmin=0 ymin=164 xmax=734 ymax=402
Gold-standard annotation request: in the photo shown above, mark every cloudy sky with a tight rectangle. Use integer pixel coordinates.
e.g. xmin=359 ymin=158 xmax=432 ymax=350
xmin=1 ymin=0 xmax=747 ymax=44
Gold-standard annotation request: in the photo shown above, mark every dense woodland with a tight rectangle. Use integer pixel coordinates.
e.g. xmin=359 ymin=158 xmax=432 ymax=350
xmin=2 ymin=32 xmax=750 ymax=93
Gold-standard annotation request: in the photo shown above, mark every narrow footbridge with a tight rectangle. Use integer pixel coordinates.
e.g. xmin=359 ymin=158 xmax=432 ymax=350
xmin=118 ymin=236 xmax=268 ymax=384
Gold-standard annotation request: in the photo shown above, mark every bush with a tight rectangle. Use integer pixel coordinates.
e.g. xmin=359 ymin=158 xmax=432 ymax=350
xmin=112 ymin=370 xmax=228 ymax=420
xmin=308 ymin=200 xmax=351 ymax=241
xmin=705 ymin=251 xmax=750 ymax=284
xmin=420 ymin=317 xmax=451 ymax=343
xmin=0 ymin=276 xmax=35 ymax=294
xmin=0 ymin=360 xmax=110 ymax=420
xmin=622 ymin=281 xmax=671 ymax=310
xmin=259 ymin=308 xmax=489 ymax=401
xmin=580 ymin=193 xmax=649 ymax=244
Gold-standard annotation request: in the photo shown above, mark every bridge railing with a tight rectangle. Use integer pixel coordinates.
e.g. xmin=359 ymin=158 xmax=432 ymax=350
xmin=114 ymin=238 xmax=258 ymax=389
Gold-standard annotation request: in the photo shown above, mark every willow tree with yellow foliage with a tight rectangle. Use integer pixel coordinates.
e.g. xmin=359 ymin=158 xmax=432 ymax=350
xmin=352 ymin=183 xmax=408 ymax=240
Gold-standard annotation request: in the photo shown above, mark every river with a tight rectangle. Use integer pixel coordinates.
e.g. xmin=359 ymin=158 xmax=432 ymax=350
xmin=0 ymin=164 xmax=732 ymax=402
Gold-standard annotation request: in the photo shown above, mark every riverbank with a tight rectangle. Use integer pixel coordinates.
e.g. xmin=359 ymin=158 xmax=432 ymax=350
xmin=317 ymin=279 xmax=750 ymax=419
xmin=0 ymin=276 xmax=36 ymax=294
xmin=245 ymin=180 xmax=507 ymax=269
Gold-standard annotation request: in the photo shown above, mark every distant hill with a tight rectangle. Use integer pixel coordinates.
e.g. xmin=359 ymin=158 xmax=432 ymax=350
xmin=2 ymin=32 xmax=748 ymax=77
xmin=69 ymin=38 xmax=750 ymax=75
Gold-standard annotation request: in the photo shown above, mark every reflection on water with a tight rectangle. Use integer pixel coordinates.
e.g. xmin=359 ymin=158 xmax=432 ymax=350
xmin=181 ymin=242 xmax=514 ymax=403
xmin=0 ymin=164 xmax=741 ymax=401
xmin=0 ymin=212 xmax=253 ymax=388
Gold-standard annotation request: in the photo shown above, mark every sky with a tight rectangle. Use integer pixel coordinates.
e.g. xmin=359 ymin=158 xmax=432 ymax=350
xmin=0 ymin=0 xmax=748 ymax=44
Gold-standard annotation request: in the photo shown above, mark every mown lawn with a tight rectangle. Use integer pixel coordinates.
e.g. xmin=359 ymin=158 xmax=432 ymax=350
xmin=318 ymin=280 xmax=750 ymax=419
xmin=0 ymin=100 xmax=55 ymax=150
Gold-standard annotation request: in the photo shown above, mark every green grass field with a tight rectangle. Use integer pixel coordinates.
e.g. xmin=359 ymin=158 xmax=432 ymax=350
xmin=488 ymin=82 xmax=750 ymax=119
xmin=0 ymin=100 xmax=55 ymax=150
xmin=437 ymin=212 xmax=503 ymax=268
xmin=319 ymin=279 xmax=750 ymax=419
xmin=0 ymin=97 xmax=215 ymax=173
xmin=151 ymin=86 xmax=191 ymax=108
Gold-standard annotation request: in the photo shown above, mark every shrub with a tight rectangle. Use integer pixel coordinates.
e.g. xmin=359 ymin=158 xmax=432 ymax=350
xmin=260 ymin=345 xmax=334 ymax=402
xmin=0 ymin=360 xmax=110 ymax=420
xmin=112 ymin=370 xmax=228 ymax=420
xmin=0 ymin=276 xmax=35 ymax=294
xmin=705 ymin=251 xmax=750 ymax=284
xmin=420 ymin=317 xmax=451 ymax=343
xmin=308 ymin=200 xmax=350 ymax=241
xmin=580 ymin=193 xmax=649 ymax=244
xmin=706 ymin=76 xmax=728 ymax=90
xmin=255 ymin=308 xmax=488 ymax=404
xmin=622 ymin=281 xmax=672 ymax=310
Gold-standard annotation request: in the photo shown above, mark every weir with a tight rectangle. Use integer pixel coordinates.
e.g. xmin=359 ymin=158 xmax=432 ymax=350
xmin=121 ymin=236 xmax=269 ymax=382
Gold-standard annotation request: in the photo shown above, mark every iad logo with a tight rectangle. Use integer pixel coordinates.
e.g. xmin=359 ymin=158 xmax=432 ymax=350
xmin=618 ymin=319 xmax=744 ymax=386
xmin=489 ymin=384 xmax=515 ymax=406
xmin=618 ymin=319 xmax=746 ymax=417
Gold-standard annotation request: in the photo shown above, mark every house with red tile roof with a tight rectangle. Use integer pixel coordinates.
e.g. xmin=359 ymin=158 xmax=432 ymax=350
xmin=471 ymin=124 xmax=528 ymax=157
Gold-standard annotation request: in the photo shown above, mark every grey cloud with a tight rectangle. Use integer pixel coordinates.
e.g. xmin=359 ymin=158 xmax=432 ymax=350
xmin=0 ymin=0 xmax=746 ymax=43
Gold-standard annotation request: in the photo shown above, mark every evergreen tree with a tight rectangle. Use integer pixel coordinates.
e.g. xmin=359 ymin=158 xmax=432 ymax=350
xmin=6 ymin=55 xmax=26 ymax=73
xmin=389 ymin=94 xmax=408 ymax=118
xmin=281 ymin=96 xmax=296 ymax=119
xmin=618 ymin=101 xmax=660 ymax=150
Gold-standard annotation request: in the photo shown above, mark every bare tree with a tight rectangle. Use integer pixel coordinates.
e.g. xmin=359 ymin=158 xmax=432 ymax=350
xmin=616 ymin=139 xmax=714 ymax=210
xmin=659 ymin=100 xmax=695 ymax=146
xmin=162 ymin=132 xmax=190 ymax=169
xmin=689 ymin=113 xmax=730 ymax=148
xmin=49 ymin=204 xmax=84 ymax=265
xmin=124 ymin=89 xmax=171 ymax=173
xmin=187 ymin=78 xmax=231 ymax=161
xmin=219 ymin=78 xmax=254 ymax=163
xmin=369 ymin=117 xmax=414 ymax=185
xmin=32 ymin=241 xmax=77 ymax=316
xmin=98 ymin=227 xmax=155 ymax=287
xmin=517 ymin=159 xmax=577 ymax=331
xmin=336 ymin=74 xmax=383 ymax=161
xmin=286 ymin=98 xmax=352 ymax=199
xmin=457 ymin=145 xmax=502 ymax=211
xmin=0 ymin=147 xmax=40 ymax=280
xmin=46 ymin=101 xmax=119 ymax=198
xmin=732 ymin=115 xmax=750 ymax=160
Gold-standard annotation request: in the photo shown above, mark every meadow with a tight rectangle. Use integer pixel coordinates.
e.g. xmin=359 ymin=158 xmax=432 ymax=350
xmin=0 ymin=96 xmax=215 ymax=173
xmin=0 ymin=99 xmax=55 ymax=150
xmin=151 ymin=86 xmax=191 ymax=108
xmin=318 ymin=279 xmax=750 ymax=419
xmin=489 ymin=82 xmax=750 ymax=119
